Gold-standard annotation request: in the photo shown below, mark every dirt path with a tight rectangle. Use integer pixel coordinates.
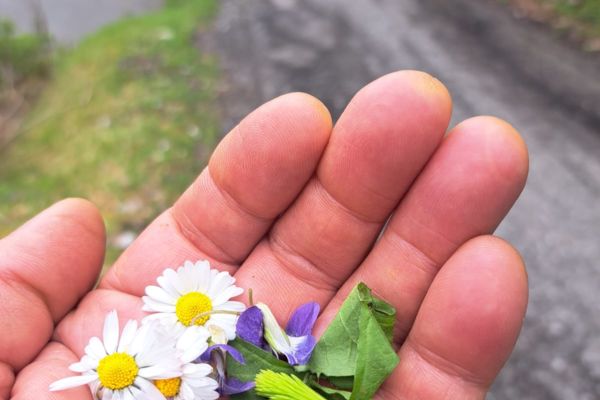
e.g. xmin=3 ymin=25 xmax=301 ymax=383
xmin=207 ymin=1 xmax=600 ymax=398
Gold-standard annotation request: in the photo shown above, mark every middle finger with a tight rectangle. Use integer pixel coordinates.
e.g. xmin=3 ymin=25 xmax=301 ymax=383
xmin=234 ymin=71 xmax=452 ymax=318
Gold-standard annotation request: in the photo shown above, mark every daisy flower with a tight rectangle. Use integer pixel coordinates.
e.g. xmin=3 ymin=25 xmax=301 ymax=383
xmin=50 ymin=311 xmax=181 ymax=399
xmin=142 ymin=260 xmax=245 ymax=341
xmin=153 ymin=326 xmax=220 ymax=400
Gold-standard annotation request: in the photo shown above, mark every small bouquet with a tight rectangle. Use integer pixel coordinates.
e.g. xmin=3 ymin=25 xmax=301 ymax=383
xmin=51 ymin=260 xmax=399 ymax=400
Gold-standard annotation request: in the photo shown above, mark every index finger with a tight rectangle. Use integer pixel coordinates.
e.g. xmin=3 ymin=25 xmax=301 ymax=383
xmin=101 ymin=93 xmax=332 ymax=295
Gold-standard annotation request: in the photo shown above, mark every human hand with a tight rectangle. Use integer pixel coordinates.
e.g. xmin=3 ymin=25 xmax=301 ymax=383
xmin=2 ymin=70 xmax=528 ymax=399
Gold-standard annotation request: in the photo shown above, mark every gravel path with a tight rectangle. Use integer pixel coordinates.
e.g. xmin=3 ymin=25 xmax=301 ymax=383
xmin=205 ymin=1 xmax=600 ymax=398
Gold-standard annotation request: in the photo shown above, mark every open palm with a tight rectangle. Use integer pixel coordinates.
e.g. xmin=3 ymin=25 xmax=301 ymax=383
xmin=1 ymin=71 xmax=529 ymax=400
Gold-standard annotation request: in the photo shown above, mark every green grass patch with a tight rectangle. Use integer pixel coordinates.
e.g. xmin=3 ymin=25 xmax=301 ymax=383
xmin=553 ymin=0 xmax=600 ymax=28
xmin=542 ymin=0 xmax=600 ymax=38
xmin=0 ymin=19 xmax=51 ymax=88
xmin=0 ymin=0 xmax=219 ymax=263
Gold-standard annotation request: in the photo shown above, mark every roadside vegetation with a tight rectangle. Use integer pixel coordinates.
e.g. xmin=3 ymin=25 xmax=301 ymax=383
xmin=0 ymin=0 xmax=219 ymax=263
xmin=510 ymin=0 xmax=600 ymax=50
xmin=551 ymin=0 xmax=600 ymax=29
xmin=0 ymin=18 xmax=52 ymax=147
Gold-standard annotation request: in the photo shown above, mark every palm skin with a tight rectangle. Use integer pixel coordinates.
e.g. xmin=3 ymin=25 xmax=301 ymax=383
xmin=0 ymin=71 xmax=528 ymax=400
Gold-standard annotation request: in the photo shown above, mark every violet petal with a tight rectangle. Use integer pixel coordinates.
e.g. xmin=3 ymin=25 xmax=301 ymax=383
xmin=221 ymin=377 xmax=256 ymax=395
xmin=198 ymin=344 xmax=245 ymax=364
xmin=287 ymin=334 xmax=317 ymax=365
xmin=285 ymin=302 xmax=320 ymax=337
xmin=236 ymin=305 xmax=265 ymax=348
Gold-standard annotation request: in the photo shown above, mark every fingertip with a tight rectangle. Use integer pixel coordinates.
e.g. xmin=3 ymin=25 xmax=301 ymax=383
xmin=232 ymin=91 xmax=333 ymax=153
xmin=463 ymin=235 xmax=528 ymax=289
xmin=412 ymin=234 xmax=528 ymax=382
xmin=358 ymin=70 xmax=453 ymax=128
xmin=51 ymin=198 xmax=106 ymax=240
xmin=284 ymin=92 xmax=333 ymax=132
xmin=206 ymin=91 xmax=333 ymax=220
xmin=451 ymin=116 xmax=529 ymax=189
xmin=0 ymin=198 xmax=106 ymax=321
xmin=383 ymin=235 xmax=528 ymax=398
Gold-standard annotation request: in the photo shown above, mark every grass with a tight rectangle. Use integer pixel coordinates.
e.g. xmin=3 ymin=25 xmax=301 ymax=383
xmin=0 ymin=0 xmax=219 ymax=263
xmin=535 ymin=0 xmax=600 ymax=46
xmin=552 ymin=0 xmax=600 ymax=30
xmin=0 ymin=18 xmax=51 ymax=89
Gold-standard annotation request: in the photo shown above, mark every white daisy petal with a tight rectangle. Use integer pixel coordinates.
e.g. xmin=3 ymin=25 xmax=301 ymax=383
xmin=184 ymin=260 xmax=197 ymax=287
xmin=142 ymin=297 xmax=177 ymax=313
xmin=142 ymin=312 xmax=173 ymax=323
xmin=177 ymin=326 xmax=210 ymax=363
xmin=181 ymin=382 xmax=195 ymax=400
xmin=182 ymin=362 xmax=212 ymax=376
xmin=86 ymin=336 xmax=107 ymax=360
xmin=195 ymin=260 xmax=211 ymax=293
xmin=68 ymin=356 xmax=95 ymax=373
xmin=215 ymin=300 xmax=245 ymax=312
xmin=157 ymin=274 xmax=180 ymax=298
xmin=207 ymin=271 xmax=235 ymax=298
xmin=102 ymin=389 xmax=112 ymax=400
xmin=136 ymin=377 xmax=169 ymax=400
xmin=165 ymin=267 xmax=186 ymax=295
xmin=123 ymin=389 xmax=135 ymax=400
xmin=212 ymin=285 xmax=244 ymax=306
xmin=129 ymin=386 xmax=143 ymax=398
xmin=207 ymin=314 xmax=238 ymax=340
xmin=138 ymin=365 xmax=169 ymax=379
xmin=145 ymin=285 xmax=177 ymax=305
xmin=177 ymin=264 xmax=195 ymax=294
xmin=129 ymin=322 xmax=150 ymax=357
xmin=117 ymin=319 xmax=138 ymax=353
xmin=49 ymin=373 xmax=97 ymax=391
xmin=103 ymin=310 xmax=119 ymax=354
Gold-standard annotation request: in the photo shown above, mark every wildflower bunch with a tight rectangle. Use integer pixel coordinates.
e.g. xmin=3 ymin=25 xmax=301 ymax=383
xmin=50 ymin=261 xmax=398 ymax=400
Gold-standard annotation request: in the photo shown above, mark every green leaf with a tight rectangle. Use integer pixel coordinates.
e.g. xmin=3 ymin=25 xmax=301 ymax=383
xmin=307 ymin=285 xmax=363 ymax=377
xmin=370 ymin=297 xmax=396 ymax=343
xmin=357 ymin=283 xmax=396 ymax=343
xmin=309 ymin=380 xmax=352 ymax=400
xmin=307 ymin=283 xmax=399 ymax=400
xmin=228 ymin=338 xmax=296 ymax=381
xmin=326 ymin=376 xmax=354 ymax=391
xmin=350 ymin=303 xmax=399 ymax=399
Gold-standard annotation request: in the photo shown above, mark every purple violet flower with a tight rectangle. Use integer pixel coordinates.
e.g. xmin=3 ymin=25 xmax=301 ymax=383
xmin=200 ymin=344 xmax=255 ymax=395
xmin=236 ymin=305 xmax=266 ymax=348
xmin=236 ymin=302 xmax=320 ymax=366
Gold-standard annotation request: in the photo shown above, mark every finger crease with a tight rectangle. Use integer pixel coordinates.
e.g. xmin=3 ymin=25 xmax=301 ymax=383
xmin=207 ymin=166 xmax=274 ymax=222
xmin=268 ymin=234 xmax=339 ymax=293
xmin=314 ymin=178 xmax=387 ymax=225
xmin=407 ymin=338 xmax=490 ymax=387
xmin=169 ymin=208 xmax=240 ymax=265
xmin=383 ymin=228 xmax=440 ymax=277
xmin=0 ymin=270 xmax=54 ymax=321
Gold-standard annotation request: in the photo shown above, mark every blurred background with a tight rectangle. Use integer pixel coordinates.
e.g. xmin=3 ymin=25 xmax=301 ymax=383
xmin=0 ymin=0 xmax=598 ymax=398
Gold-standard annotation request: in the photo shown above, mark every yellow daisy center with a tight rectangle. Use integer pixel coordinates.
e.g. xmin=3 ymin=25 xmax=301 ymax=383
xmin=155 ymin=377 xmax=182 ymax=397
xmin=97 ymin=353 xmax=138 ymax=390
xmin=175 ymin=292 xmax=213 ymax=326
